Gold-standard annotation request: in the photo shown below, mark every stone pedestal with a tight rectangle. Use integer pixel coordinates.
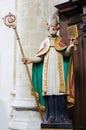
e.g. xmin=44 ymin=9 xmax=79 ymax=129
xmin=9 ymin=109 xmax=41 ymax=130
xmin=9 ymin=90 xmax=42 ymax=130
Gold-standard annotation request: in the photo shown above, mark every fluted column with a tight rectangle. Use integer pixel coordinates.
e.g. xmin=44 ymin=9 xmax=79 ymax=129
xmin=9 ymin=0 xmax=56 ymax=130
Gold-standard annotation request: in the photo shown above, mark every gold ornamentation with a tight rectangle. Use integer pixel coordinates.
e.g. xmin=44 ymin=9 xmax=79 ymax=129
xmin=67 ymin=24 xmax=79 ymax=40
xmin=54 ymin=37 xmax=67 ymax=51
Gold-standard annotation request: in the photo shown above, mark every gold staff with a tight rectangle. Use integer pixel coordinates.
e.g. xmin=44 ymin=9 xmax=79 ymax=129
xmin=3 ymin=12 xmax=44 ymax=121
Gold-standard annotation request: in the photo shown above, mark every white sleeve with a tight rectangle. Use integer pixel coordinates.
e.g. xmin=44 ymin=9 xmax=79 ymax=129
xmin=32 ymin=55 xmax=43 ymax=63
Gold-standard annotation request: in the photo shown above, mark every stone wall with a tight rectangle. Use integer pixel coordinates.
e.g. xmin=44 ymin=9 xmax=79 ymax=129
xmin=0 ymin=0 xmax=72 ymax=130
xmin=9 ymin=0 xmax=59 ymax=130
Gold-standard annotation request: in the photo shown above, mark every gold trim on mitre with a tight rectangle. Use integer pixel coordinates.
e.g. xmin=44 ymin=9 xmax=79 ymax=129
xmin=54 ymin=37 xmax=67 ymax=51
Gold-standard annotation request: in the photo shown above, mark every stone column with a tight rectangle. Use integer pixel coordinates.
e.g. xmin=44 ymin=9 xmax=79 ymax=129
xmin=9 ymin=0 xmax=56 ymax=130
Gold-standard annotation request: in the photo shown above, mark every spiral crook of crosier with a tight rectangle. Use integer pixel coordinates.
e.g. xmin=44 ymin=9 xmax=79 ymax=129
xmin=3 ymin=12 xmax=16 ymax=29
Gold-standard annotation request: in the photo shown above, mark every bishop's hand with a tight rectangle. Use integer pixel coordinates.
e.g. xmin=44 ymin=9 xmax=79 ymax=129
xmin=69 ymin=39 xmax=78 ymax=51
xmin=70 ymin=39 xmax=78 ymax=45
xmin=22 ymin=57 xmax=32 ymax=64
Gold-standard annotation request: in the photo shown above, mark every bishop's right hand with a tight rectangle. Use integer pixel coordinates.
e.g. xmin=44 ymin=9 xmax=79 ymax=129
xmin=22 ymin=57 xmax=33 ymax=64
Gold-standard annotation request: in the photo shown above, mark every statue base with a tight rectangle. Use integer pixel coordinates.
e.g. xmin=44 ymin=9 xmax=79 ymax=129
xmin=41 ymin=122 xmax=72 ymax=129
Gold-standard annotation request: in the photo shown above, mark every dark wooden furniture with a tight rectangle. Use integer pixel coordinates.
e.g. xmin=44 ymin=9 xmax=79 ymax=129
xmin=55 ymin=0 xmax=86 ymax=130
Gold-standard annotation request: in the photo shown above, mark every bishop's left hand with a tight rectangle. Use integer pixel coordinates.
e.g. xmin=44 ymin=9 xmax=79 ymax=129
xmin=69 ymin=39 xmax=78 ymax=51
xmin=70 ymin=39 xmax=78 ymax=45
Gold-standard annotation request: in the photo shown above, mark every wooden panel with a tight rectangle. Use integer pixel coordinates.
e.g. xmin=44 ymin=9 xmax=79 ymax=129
xmin=56 ymin=0 xmax=86 ymax=130
xmin=73 ymin=26 xmax=86 ymax=130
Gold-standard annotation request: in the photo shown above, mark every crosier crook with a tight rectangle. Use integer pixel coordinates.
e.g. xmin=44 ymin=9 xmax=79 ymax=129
xmin=3 ymin=12 xmax=44 ymax=121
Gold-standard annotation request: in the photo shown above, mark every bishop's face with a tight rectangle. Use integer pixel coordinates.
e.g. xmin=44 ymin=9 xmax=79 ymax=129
xmin=48 ymin=24 xmax=58 ymax=37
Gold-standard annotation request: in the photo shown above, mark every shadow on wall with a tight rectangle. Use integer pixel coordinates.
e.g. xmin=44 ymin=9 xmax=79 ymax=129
xmin=0 ymin=100 xmax=8 ymax=130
